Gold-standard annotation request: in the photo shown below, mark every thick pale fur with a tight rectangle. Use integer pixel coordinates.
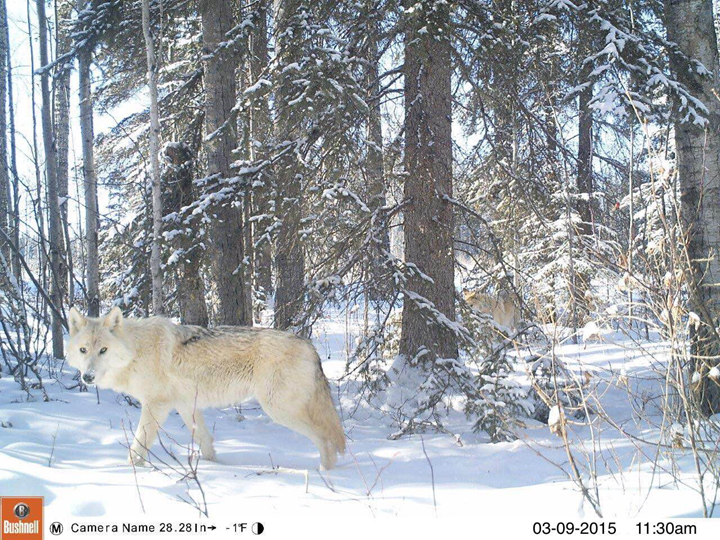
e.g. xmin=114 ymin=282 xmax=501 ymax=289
xmin=464 ymin=290 xmax=519 ymax=330
xmin=66 ymin=307 xmax=346 ymax=469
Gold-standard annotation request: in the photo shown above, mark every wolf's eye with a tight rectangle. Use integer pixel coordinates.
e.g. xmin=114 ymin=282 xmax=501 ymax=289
xmin=99 ymin=347 xmax=107 ymax=355
xmin=80 ymin=347 xmax=87 ymax=354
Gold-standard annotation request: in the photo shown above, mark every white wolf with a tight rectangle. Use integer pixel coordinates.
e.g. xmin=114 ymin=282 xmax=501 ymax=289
xmin=66 ymin=307 xmax=346 ymax=469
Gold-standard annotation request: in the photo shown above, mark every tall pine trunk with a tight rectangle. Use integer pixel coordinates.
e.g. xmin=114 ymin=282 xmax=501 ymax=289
xmin=27 ymin=0 xmax=47 ymax=292
xmin=0 ymin=0 xmax=8 ymax=266
xmin=273 ymin=0 xmax=305 ymax=331
xmin=141 ymin=0 xmax=164 ymax=314
xmin=200 ymin=0 xmax=251 ymax=326
xmin=78 ymin=0 xmax=100 ymax=316
xmin=249 ymin=0 xmax=273 ymax=306
xmin=398 ymin=0 xmax=457 ymax=361
xmin=55 ymin=0 xmax=73 ymax=304
xmin=163 ymin=142 xmax=209 ymax=326
xmin=365 ymin=13 xmax=390 ymax=304
xmin=576 ymin=49 xmax=594 ymax=236
xmin=4 ymin=0 xmax=20 ymax=280
xmin=666 ymin=0 xmax=720 ymax=414
xmin=239 ymin=44 xmax=254 ymax=323
xmin=36 ymin=0 xmax=65 ymax=358
xmin=572 ymin=10 xmax=595 ymax=330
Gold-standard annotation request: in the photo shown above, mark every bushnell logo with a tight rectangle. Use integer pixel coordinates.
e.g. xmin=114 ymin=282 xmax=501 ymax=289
xmin=1 ymin=497 xmax=43 ymax=540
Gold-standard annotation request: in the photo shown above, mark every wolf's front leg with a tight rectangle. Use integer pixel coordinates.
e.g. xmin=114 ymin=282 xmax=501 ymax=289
xmin=129 ymin=402 xmax=171 ymax=466
xmin=178 ymin=405 xmax=215 ymax=461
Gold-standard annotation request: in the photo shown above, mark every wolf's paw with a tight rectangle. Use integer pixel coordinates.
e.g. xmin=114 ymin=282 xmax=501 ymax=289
xmin=128 ymin=452 xmax=148 ymax=467
xmin=202 ymin=447 xmax=217 ymax=461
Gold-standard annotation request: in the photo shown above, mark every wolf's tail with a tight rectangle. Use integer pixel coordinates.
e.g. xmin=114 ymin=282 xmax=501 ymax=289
xmin=310 ymin=360 xmax=346 ymax=458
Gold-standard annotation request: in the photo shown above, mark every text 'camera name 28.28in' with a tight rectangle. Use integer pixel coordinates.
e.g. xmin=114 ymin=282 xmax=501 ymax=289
xmin=69 ymin=522 xmax=265 ymax=535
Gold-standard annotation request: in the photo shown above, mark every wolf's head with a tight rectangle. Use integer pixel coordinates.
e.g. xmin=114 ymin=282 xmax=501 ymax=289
xmin=463 ymin=289 xmax=493 ymax=311
xmin=66 ymin=307 xmax=133 ymax=387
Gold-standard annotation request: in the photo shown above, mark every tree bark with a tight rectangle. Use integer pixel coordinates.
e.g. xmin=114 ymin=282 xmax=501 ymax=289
xmin=27 ymin=0 xmax=47 ymax=292
xmin=398 ymin=0 xmax=457 ymax=361
xmin=36 ymin=0 xmax=65 ymax=358
xmin=273 ymin=0 xmax=305 ymax=331
xmin=239 ymin=40 xmax=254 ymax=322
xmin=0 ymin=0 xmax=8 ymax=266
xmin=576 ymin=2 xmax=595 ymax=238
xmin=141 ymin=0 xmax=164 ymax=315
xmin=200 ymin=0 xmax=251 ymax=326
xmin=249 ymin=0 xmax=273 ymax=305
xmin=365 ymin=12 xmax=390 ymax=303
xmin=163 ymin=143 xmax=209 ymax=326
xmin=78 ymin=0 xmax=100 ymax=316
xmin=666 ymin=0 xmax=720 ymax=414
xmin=55 ymin=0 xmax=73 ymax=303
xmin=571 ymin=8 xmax=596 ymax=329
xmin=4 ymin=0 xmax=20 ymax=281
xmin=577 ymin=55 xmax=594 ymax=237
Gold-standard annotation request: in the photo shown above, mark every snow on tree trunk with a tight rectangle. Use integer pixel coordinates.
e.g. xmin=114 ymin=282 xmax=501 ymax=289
xmin=666 ymin=0 xmax=720 ymax=414
xmin=398 ymin=0 xmax=457 ymax=362
xmin=36 ymin=0 xmax=65 ymax=358
xmin=200 ymin=0 xmax=251 ymax=326
xmin=77 ymin=0 xmax=100 ymax=317
xmin=142 ymin=0 xmax=164 ymax=315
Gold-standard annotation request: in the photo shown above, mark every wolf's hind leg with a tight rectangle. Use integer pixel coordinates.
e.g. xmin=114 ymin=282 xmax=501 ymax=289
xmin=130 ymin=402 xmax=171 ymax=466
xmin=258 ymin=398 xmax=336 ymax=470
xmin=178 ymin=405 xmax=216 ymax=461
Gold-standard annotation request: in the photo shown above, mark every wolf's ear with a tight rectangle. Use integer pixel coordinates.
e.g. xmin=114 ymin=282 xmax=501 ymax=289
xmin=102 ymin=306 xmax=124 ymax=332
xmin=68 ymin=307 xmax=87 ymax=336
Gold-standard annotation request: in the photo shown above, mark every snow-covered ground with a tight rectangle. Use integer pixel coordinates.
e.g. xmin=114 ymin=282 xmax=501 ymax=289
xmin=0 ymin=317 xmax=717 ymax=539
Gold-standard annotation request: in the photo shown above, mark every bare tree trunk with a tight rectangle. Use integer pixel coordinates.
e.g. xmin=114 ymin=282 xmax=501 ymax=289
xmin=200 ymin=0 xmax=251 ymax=326
xmin=239 ymin=44 xmax=254 ymax=322
xmin=577 ymin=67 xmax=594 ymax=237
xmin=273 ymin=0 xmax=306 ymax=332
xmin=163 ymin=143 xmax=208 ymax=326
xmin=27 ymin=0 xmax=47 ymax=292
xmin=55 ymin=0 xmax=73 ymax=303
xmin=77 ymin=0 xmax=100 ymax=316
xmin=0 ymin=0 xmax=8 ymax=266
xmin=398 ymin=0 xmax=457 ymax=361
xmin=572 ymin=10 xmax=595 ymax=328
xmin=666 ymin=0 xmax=720 ymax=414
xmin=141 ymin=0 xmax=164 ymax=315
xmin=576 ymin=3 xmax=595 ymax=239
xmin=4 ymin=0 xmax=20 ymax=281
xmin=365 ymin=13 xmax=390 ymax=304
xmin=36 ymin=0 xmax=65 ymax=358
xmin=249 ymin=0 xmax=273 ymax=310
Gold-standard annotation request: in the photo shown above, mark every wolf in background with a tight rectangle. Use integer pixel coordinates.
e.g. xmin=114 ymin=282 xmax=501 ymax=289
xmin=463 ymin=289 xmax=520 ymax=331
xmin=66 ymin=307 xmax=346 ymax=469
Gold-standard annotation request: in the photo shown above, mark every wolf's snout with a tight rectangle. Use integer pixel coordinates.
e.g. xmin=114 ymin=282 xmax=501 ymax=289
xmin=82 ymin=371 xmax=95 ymax=384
